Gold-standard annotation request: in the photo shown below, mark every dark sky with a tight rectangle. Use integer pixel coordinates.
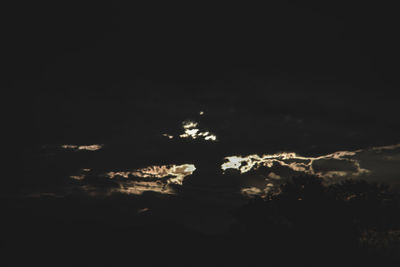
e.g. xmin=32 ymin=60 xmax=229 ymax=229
xmin=3 ymin=1 xmax=400 ymax=162
xmin=2 ymin=1 xmax=400 ymax=86
xmin=2 ymin=4 xmax=400 ymax=265
xmin=2 ymin=1 xmax=400 ymax=168
xmin=1 ymin=0 xmax=399 ymax=185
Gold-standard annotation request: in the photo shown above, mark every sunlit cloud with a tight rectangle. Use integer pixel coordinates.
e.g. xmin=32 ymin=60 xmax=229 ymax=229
xmin=161 ymin=120 xmax=217 ymax=141
xmin=222 ymin=144 xmax=400 ymax=198
xmin=183 ymin=121 xmax=199 ymax=129
xmin=61 ymin=144 xmax=103 ymax=151
xmin=369 ymin=144 xmax=400 ymax=152
xmin=204 ymin=135 xmax=217 ymax=141
xmin=62 ymin=141 xmax=400 ymax=200
xmin=240 ymin=187 xmax=263 ymax=197
xmin=101 ymin=164 xmax=196 ymax=195
xmin=162 ymin=133 xmax=174 ymax=139
xmin=113 ymin=180 xmax=175 ymax=195
xmin=221 ymin=149 xmax=370 ymax=179
xmin=267 ymin=172 xmax=281 ymax=180
xmin=70 ymin=175 xmax=85 ymax=180
xmin=70 ymin=164 xmax=196 ymax=196
xmin=179 ymin=120 xmax=217 ymax=141
xmin=70 ymin=169 xmax=92 ymax=180
xmin=106 ymin=164 xmax=195 ymax=185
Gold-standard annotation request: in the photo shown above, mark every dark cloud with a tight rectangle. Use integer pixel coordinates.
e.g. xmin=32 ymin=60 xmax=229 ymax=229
xmin=312 ymin=158 xmax=359 ymax=173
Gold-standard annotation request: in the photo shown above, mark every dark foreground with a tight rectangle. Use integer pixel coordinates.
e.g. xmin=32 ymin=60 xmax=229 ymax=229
xmin=2 ymin=176 xmax=399 ymax=267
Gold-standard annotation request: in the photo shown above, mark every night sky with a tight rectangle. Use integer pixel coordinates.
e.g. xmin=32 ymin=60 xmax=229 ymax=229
xmin=2 ymin=1 xmax=400 ymax=266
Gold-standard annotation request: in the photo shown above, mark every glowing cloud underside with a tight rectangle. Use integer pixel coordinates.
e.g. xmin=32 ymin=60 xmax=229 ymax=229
xmin=179 ymin=121 xmax=217 ymax=141
xmin=61 ymin=144 xmax=103 ymax=151
xmin=162 ymin=119 xmax=217 ymax=141
xmin=223 ymin=144 xmax=400 ymax=198
xmin=70 ymin=168 xmax=91 ymax=180
xmin=221 ymin=150 xmax=367 ymax=178
xmin=222 ymin=144 xmax=400 ymax=182
xmin=105 ymin=164 xmax=196 ymax=195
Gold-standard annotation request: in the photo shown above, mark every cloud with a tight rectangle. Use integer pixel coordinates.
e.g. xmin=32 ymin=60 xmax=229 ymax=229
xmin=163 ymin=120 xmax=217 ymax=141
xmin=221 ymin=143 xmax=400 ymax=196
xmin=78 ymin=164 xmax=198 ymax=196
xmin=61 ymin=144 xmax=103 ymax=151
xmin=59 ymin=143 xmax=400 ymax=200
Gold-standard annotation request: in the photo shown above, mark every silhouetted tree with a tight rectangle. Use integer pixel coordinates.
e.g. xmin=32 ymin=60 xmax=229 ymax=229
xmin=230 ymin=175 xmax=400 ymax=265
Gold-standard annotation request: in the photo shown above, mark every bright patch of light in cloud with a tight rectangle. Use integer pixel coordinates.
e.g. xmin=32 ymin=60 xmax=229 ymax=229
xmin=179 ymin=120 xmax=217 ymax=141
xmin=162 ymin=133 xmax=174 ymax=139
xmin=240 ymin=187 xmax=263 ymax=197
xmin=61 ymin=144 xmax=103 ymax=151
xmin=183 ymin=121 xmax=199 ymax=129
xmin=101 ymin=164 xmax=196 ymax=195
xmin=220 ymin=143 xmax=400 ymax=198
xmin=106 ymin=164 xmax=195 ymax=185
xmin=221 ymin=149 xmax=369 ymax=179
xmin=61 ymin=145 xmax=78 ymax=149
xmin=70 ymin=168 xmax=91 ymax=180
xmin=162 ymin=119 xmax=216 ymax=141
xmin=115 ymin=181 xmax=174 ymax=195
